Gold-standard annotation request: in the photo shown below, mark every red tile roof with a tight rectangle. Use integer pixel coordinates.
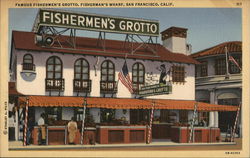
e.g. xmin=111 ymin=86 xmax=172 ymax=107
xmin=12 ymin=31 xmax=199 ymax=65
xmin=18 ymin=96 xmax=238 ymax=111
xmin=190 ymin=41 xmax=242 ymax=58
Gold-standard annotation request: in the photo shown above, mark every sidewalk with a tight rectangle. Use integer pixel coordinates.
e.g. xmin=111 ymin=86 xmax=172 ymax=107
xmin=9 ymin=139 xmax=237 ymax=150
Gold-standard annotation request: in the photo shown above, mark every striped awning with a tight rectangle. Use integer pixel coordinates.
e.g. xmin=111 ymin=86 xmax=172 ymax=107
xmin=18 ymin=96 xmax=238 ymax=111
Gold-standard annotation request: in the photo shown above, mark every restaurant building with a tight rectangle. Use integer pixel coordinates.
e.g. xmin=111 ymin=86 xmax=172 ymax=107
xmin=9 ymin=9 xmax=238 ymax=145
xmin=190 ymin=41 xmax=242 ymax=136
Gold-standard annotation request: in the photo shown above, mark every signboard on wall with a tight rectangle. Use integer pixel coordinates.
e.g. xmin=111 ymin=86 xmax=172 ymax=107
xmin=33 ymin=9 xmax=159 ymax=36
xmin=138 ymin=83 xmax=172 ymax=97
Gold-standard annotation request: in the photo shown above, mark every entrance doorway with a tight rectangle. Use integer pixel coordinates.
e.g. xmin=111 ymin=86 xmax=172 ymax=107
xmin=218 ymin=98 xmax=239 ymax=133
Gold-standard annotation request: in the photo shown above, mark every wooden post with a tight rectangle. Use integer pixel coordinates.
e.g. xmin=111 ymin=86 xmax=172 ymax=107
xmin=80 ymin=98 xmax=87 ymax=145
xmin=23 ymin=97 xmax=29 ymax=146
xmin=147 ymin=101 xmax=155 ymax=144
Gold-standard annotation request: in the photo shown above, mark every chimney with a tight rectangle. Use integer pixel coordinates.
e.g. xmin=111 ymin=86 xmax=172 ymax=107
xmin=161 ymin=26 xmax=190 ymax=55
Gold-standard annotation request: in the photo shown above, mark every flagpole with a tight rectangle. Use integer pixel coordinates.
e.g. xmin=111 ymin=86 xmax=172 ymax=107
xmin=225 ymin=46 xmax=230 ymax=78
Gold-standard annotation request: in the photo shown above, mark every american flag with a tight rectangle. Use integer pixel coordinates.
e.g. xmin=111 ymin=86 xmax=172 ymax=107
xmin=229 ymin=55 xmax=242 ymax=71
xmin=118 ymin=61 xmax=134 ymax=93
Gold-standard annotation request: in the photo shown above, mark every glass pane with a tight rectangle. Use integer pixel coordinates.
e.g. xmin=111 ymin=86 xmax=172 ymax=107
xmin=24 ymin=59 xmax=32 ymax=63
xmin=108 ymin=75 xmax=114 ymax=81
xmin=82 ymin=60 xmax=88 ymax=66
xmin=47 ymin=65 xmax=53 ymax=71
xmin=55 ymin=65 xmax=61 ymax=71
xmin=75 ymin=60 xmax=81 ymax=66
xmin=133 ymin=76 xmax=137 ymax=82
xmin=139 ymin=77 xmax=144 ymax=82
xmin=47 ymin=72 xmax=53 ymax=78
xmin=82 ymin=74 xmax=88 ymax=80
xmin=139 ymin=70 xmax=144 ymax=76
xmin=139 ymin=64 xmax=143 ymax=69
xmin=133 ymin=64 xmax=138 ymax=70
xmin=47 ymin=58 xmax=54 ymax=64
xmin=25 ymin=55 xmax=32 ymax=60
xmin=101 ymin=75 xmax=107 ymax=81
xmin=108 ymin=62 xmax=114 ymax=68
xmin=109 ymin=69 xmax=114 ymax=75
xmin=55 ymin=58 xmax=61 ymax=64
xmin=102 ymin=61 xmax=107 ymax=68
xmin=55 ymin=72 xmax=61 ymax=79
xmin=75 ymin=74 xmax=81 ymax=79
xmin=132 ymin=70 xmax=137 ymax=75
xmin=75 ymin=67 xmax=81 ymax=73
xmin=102 ymin=68 xmax=107 ymax=75
xmin=82 ymin=68 xmax=88 ymax=73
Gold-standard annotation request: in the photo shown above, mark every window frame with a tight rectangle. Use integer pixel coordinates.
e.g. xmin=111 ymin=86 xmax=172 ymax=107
xmin=45 ymin=56 xmax=64 ymax=91
xmin=132 ymin=62 xmax=145 ymax=84
xmin=73 ymin=58 xmax=91 ymax=92
xmin=215 ymin=58 xmax=226 ymax=75
xmin=22 ymin=54 xmax=35 ymax=71
xmin=46 ymin=56 xmax=63 ymax=79
xmin=229 ymin=55 xmax=242 ymax=74
xmin=74 ymin=58 xmax=90 ymax=80
xmin=200 ymin=61 xmax=208 ymax=77
xmin=23 ymin=54 xmax=33 ymax=64
xmin=101 ymin=60 xmax=115 ymax=82
xmin=132 ymin=62 xmax=145 ymax=93
xmin=172 ymin=65 xmax=185 ymax=83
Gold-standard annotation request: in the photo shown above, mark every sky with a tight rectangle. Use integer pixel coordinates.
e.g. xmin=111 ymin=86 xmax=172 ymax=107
xmin=9 ymin=8 xmax=242 ymax=53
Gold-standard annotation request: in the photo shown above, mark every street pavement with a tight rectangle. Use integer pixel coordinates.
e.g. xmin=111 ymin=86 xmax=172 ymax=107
xmin=8 ymin=138 xmax=241 ymax=151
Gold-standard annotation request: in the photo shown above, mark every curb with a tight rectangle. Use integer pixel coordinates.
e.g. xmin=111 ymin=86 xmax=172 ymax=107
xmin=9 ymin=142 xmax=237 ymax=150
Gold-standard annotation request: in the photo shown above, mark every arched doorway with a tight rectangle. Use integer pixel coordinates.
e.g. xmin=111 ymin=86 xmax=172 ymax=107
xmin=217 ymin=93 xmax=240 ymax=133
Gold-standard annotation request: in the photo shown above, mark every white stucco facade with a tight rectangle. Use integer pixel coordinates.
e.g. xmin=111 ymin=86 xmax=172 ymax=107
xmin=13 ymin=49 xmax=195 ymax=100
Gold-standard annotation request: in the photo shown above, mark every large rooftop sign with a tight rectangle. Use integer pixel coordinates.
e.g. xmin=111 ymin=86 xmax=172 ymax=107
xmin=33 ymin=9 xmax=159 ymax=36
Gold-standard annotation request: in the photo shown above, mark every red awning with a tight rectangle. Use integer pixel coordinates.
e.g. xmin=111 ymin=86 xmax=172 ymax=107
xmin=18 ymin=96 xmax=238 ymax=111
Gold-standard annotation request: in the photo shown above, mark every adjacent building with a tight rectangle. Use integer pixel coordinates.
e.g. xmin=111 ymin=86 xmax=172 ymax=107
xmin=190 ymin=41 xmax=242 ymax=135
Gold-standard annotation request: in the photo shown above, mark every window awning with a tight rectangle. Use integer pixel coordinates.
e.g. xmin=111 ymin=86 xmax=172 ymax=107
xmin=18 ymin=96 xmax=238 ymax=111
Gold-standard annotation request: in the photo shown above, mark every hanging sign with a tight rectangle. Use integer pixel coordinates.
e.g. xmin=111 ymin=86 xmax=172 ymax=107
xmin=33 ymin=9 xmax=159 ymax=36
xmin=139 ymin=83 xmax=172 ymax=97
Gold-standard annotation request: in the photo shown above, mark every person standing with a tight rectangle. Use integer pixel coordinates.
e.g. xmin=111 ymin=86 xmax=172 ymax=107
xmin=67 ymin=117 xmax=78 ymax=144
xmin=37 ymin=113 xmax=46 ymax=145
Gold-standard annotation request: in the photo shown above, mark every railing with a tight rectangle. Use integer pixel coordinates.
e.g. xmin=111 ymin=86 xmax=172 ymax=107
xmin=45 ymin=78 xmax=65 ymax=91
xmin=73 ymin=79 xmax=92 ymax=93
xmin=22 ymin=63 xmax=35 ymax=71
xmin=195 ymin=74 xmax=242 ymax=86
xmin=100 ymin=81 xmax=118 ymax=94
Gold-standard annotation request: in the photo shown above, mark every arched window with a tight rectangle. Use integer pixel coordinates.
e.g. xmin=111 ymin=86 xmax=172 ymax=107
xmin=100 ymin=60 xmax=117 ymax=93
xmin=46 ymin=56 xmax=62 ymax=79
xmin=45 ymin=56 xmax=64 ymax=91
xmin=101 ymin=60 xmax=115 ymax=82
xmin=132 ymin=62 xmax=145 ymax=93
xmin=73 ymin=58 xmax=91 ymax=92
xmin=22 ymin=54 xmax=35 ymax=70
